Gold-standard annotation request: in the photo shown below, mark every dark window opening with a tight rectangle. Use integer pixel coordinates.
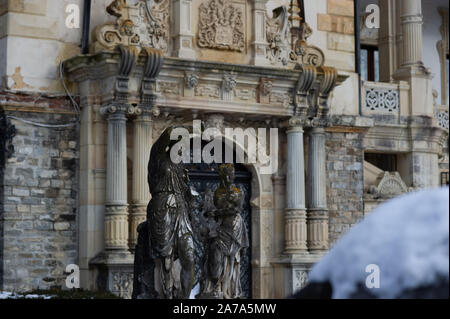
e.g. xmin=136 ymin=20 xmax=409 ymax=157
xmin=361 ymin=45 xmax=379 ymax=82
xmin=441 ymin=172 xmax=449 ymax=186
xmin=365 ymin=153 xmax=397 ymax=172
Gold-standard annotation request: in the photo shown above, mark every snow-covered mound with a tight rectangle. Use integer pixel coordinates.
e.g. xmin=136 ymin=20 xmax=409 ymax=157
xmin=308 ymin=187 xmax=449 ymax=299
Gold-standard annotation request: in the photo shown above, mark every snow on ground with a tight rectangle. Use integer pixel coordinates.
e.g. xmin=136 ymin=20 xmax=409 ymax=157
xmin=0 ymin=292 xmax=52 ymax=299
xmin=308 ymin=187 xmax=449 ymax=299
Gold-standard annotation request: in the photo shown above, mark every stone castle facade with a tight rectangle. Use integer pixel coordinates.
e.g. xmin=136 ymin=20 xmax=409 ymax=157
xmin=0 ymin=0 xmax=448 ymax=298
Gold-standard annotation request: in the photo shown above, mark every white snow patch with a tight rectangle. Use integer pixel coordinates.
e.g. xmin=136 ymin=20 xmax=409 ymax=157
xmin=0 ymin=291 xmax=52 ymax=299
xmin=308 ymin=187 xmax=449 ymax=299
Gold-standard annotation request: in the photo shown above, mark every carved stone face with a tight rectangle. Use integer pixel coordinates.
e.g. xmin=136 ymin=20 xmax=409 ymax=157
xmin=219 ymin=164 xmax=235 ymax=187
xmin=120 ymin=20 xmax=135 ymax=36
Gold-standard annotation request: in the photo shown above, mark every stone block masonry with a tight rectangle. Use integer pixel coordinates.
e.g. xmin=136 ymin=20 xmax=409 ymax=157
xmin=0 ymin=91 xmax=79 ymax=292
xmin=325 ymin=130 xmax=365 ymax=246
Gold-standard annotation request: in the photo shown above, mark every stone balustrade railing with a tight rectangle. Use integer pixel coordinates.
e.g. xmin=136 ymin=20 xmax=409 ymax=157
xmin=362 ymin=81 xmax=401 ymax=115
xmin=436 ymin=105 xmax=449 ymax=130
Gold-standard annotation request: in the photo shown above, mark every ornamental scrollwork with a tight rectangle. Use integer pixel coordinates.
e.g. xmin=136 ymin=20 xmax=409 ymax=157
xmin=95 ymin=0 xmax=170 ymax=53
xmin=112 ymin=271 xmax=134 ymax=299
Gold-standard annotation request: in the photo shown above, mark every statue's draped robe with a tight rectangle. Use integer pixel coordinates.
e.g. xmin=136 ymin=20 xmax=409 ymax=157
xmin=147 ymin=138 xmax=193 ymax=260
xmin=207 ymin=187 xmax=249 ymax=299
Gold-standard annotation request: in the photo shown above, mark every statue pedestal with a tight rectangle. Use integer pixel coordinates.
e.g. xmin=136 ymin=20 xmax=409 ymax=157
xmin=90 ymin=251 xmax=135 ymax=299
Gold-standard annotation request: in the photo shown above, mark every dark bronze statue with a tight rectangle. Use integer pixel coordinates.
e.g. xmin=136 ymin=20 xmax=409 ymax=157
xmin=133 ymin=126 xmax=195 ymax=299
xmin=197 ymin=164 xmax=249 ymax=299
xmin=133 ymin=128 xmax=248 ymax=299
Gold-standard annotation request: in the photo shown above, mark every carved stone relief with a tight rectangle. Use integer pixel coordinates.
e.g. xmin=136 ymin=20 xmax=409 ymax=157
xmin=95 ymin=0 xmax=170 ymax=53
xmin=112 ymin=271 xmax=134 ymax=299
xmin=157 ymin=81 xmax=180 ymax=95
xmin=294 ymin=270 xmax=308 ymax=291
xmin=368 ymin=172 xmax=409 ymax=198
xmin=264 ymin=5 xmax=325 ymax=68
xmin=197 ymin=0 xmax=245 ymax=52
xmin=266 ymin=7 xmax=291 ymax=66
xmin=195 ymin=84 xmax=221 ymax=99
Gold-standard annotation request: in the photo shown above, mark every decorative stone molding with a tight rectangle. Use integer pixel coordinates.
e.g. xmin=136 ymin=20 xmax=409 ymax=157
xmin=294 ymin=270 xmax=308 ymax=291
xmin=197 ymin=0 xmax=245 ymax=52
xmin=104 ymin=206 xmax=129 ymax=249
xmin=222 ymin=73 xmax=237 ymax=101
xmin=185 ymin=73 xmax=199 ymax=89
xmin=293 ymin=65 xmax=317 ymax=118
xmin=266 ymin=6 xmax=291 ymax=66
xmin=436 ymin=108 xmax=449 ymax=131
xmin=368 ymin=172 xmax=409 ymax=198
xmin=316 ymin=66 xmax=338 ymax=118
xmin=195 ymin=84 xmax=221 ymax=99
xmin=263 ymin=3 xmax=325 ymax=68
xmin=364 ymin=87 xmax=399 ymax=113
xmin=95 ymin=0 xmax=170 ymax=53
xmin=257 ymin=78 xmax=273 ymax=104
xmin=291 ymin=22 xmax=325 ymax=67
xmin=112 ymin=271 xmax=134 ymax=299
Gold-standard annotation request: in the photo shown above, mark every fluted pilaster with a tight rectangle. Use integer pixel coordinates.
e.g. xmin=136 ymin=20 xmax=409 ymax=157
xmin=130 ymin=114 xmax=152 ymax=249
xmin=307 ymin=126 xmax=328 ymax=253
xmin=285 ymin=123 xmax=307 ymax=254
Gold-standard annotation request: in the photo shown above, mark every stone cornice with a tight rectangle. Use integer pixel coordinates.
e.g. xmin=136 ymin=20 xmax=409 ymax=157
xmin=63 ymin=52 xmax=347 ymax=119
xmin=64 ymin=52 xmax=348 ymax=83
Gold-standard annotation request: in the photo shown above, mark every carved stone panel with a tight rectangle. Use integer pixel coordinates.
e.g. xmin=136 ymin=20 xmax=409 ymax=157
xmin=197 ymin=0 xmax=245 ymax=52
xmin=112 ymin=271 xmax=134 ymax=299
xmin=368 ymin=172 xmax=409 ymax=198
xmin=95 ymin=0 xmax=170 ymax=52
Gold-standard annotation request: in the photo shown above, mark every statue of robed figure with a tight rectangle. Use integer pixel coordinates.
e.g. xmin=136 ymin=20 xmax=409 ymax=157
xmin=196 ymin=164 xmax=249 ymax=299
xmin=133 ymin=126 xmax=195 ymax=299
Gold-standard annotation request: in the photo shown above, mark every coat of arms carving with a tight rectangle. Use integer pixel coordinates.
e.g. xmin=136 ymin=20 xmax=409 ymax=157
xmin=197 ymin=0 xmax=245 ymax=52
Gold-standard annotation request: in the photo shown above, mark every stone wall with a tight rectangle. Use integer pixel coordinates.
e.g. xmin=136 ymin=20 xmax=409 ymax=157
xmin=0 ymin=92 xmax=79 ymax=291
xmin=325 ymin=129 xmax=365 ymax=246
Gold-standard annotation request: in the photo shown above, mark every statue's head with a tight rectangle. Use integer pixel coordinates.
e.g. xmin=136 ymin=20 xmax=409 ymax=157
xmin=218 ymin=164 xmax=235 ymax=186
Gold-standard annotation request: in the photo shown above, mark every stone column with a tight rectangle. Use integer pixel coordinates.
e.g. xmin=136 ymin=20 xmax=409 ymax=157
xmin=284 ymin=119 xmax=308 ymax=254
xmin=172 ymin=0 xmax=196 ymax=59
xmin=393 ymin=0 xmax=433 ymax=117
xmin=399 ymin=0 xmax=423 ymax=68
xmin=129 ymin=113 xmax=152 ymax=249
xmin=307 ymin=126 xmax=329 ymax=253
xmin=101 ymin=106 xmax=129 ymax=252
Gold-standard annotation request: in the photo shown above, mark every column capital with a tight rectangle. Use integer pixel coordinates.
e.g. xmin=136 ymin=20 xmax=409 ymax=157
xmin=99 ymin=104 xmax=129 ymax=117
xmin=288 ymin=116 xmax=308 ymax=130
xmin=308 ymin=118 xmax=330 ymax=129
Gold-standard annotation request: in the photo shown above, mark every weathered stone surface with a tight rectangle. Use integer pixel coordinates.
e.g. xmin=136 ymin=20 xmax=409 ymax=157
xmin=0 ymin=98 xmax=79 ymax=292
xmin=327 ymin=33 xmax=355 ymax=53
xmin=326 ymin=131 xmax=365 ymax=246
xmin=318 ymin=14 xmax=354 ymax=35
xmin=327 ymin=0 xmax=354 ymax=17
